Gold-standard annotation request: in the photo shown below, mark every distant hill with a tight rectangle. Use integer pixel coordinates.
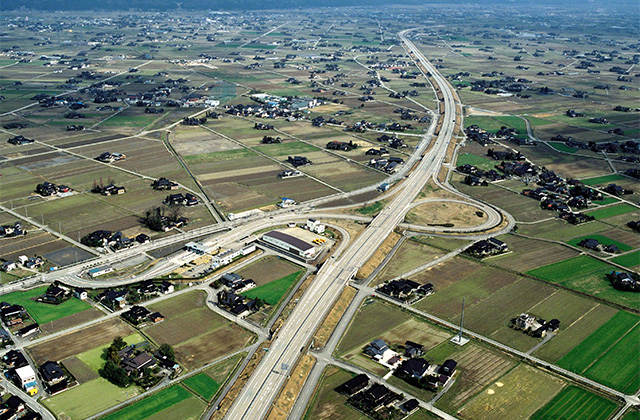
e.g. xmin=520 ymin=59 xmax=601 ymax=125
xmin=2 ymin=0 xmax=635 ymax=12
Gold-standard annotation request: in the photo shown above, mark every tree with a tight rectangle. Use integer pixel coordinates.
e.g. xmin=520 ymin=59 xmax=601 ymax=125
xmin=158 ymin=343 xmax=175 ymax=362
xmin=99 ymin=360 xmax=131 ymax=387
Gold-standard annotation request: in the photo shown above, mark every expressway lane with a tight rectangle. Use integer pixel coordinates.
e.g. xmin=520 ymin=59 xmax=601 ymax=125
xmin=223 ymin=28 xmax=469 ymax=420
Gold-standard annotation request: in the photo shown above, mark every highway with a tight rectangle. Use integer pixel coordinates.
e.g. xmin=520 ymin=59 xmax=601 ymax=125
xmin=222 ymin=28 xmax=501 ymax=420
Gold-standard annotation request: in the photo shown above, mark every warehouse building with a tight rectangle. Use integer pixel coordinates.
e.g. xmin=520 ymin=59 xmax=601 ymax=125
xmin=262 ymin=231 xmax=316 ymax=259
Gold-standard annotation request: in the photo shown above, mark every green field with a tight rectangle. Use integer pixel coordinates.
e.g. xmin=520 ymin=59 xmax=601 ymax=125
xmin=558 ymin=311 xmax=640 ymax=393
xmin=586 ymin=204 xmax=638 ymax=220
xmin=527 ymin=255 xmax=613 ymax=283
xmin=102 ymin=385 xmax=193 ymax=420
xmin=611 ymin=250 xmax=640 ymax=268
xmin=241 ymin=270 xmax=303 ymax=305
xmin=44 ymin=378 xmax=141 ymax=420
xmin=77 ymin=333 xmax=146 ymax=372
xmin=355 ymin=200 xmax=385 ymax=216
xmin=567 ymin=234 xmax=633 ymax=252
xmin=548 ymin=142 xmax=577 ymax=153
xmin=531 ymin=386 xmax=618 ymax=420
xmin=303 ymin=366 xmax=366 ymax=420
xmin=183 ymin=373 xmax=220 ymax=401
xmin=464 ymin=115 xmax=527 ymax=138
xmin=623 ymin=410 xmax=640 ymax=420
xmin=580 ymin=174 xmax=625 ymax=186
xmin=455 ymin=153 xmax=496 ymax=171
xmin=592 ymin=197 xmax=620 ymax=205
xmin=2 ymin=286 xmax=92 ymax=324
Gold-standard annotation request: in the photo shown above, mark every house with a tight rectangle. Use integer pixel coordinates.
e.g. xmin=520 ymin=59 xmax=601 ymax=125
xmin=400 ymin=399 xmax=420 ymax=415
xmin=365 ymin=339 xmax=389 ymax=358
xmin=136 ymin=233 xmax=150 ymax=244
xmin=396 ymin=358 xmax=429 ymax=379
xmin=337 ymin=374 xmax=369 ymax=396
xmin=151 ymin=177 xmax=179 ymax=190
xmin=159 ymin=281 xmax=174 ymax=294
xmin=5 ymin=396 xmax=24 ymax=412
xmin=39 ymin=361 xmax=66 ymax=385
xmin=100 ymin=290 xmax=127 ymax=309
xmin=16 ymin=323 xmax=40 ymax=338
xmin=123 ymin=305 xmax=151 ymax=324
xmin=439 ymin=359 xmax=457 ymax=376
xmin=14 ymin=365 xmax=38 ymax=395
xmin=465 ymin=238 xmax=509 ymax=257
xmin=306 ymin=218 xmax=325 ymax=234
xmin=0 ymin=304 xmax=25 ymax=322
xmin=121 ymin=352 xmax=156 ymax=376
xmin=221 ymin=273 xmax=243 ymax=286
xmin=404 ymin=341 xmax=424 ymax=358
xmin=149 ymin=312 xmax=165 ymax=323
xmin=74 ymin=288 xmax=87 ymax=300
xmin=185 ymin=193 xmax=199 ymax=206
xmin=164 ymin=193 xmax=186 ymax=206
xmin=155 ymin=353 xmax=179 ymax=371
xmin=4 ymin=350 xmax=28 ymax=368
xmin=354 ymin=383 xmax=399 ymax=411
xmin=1 ymin=262 xmax=17 ymax=272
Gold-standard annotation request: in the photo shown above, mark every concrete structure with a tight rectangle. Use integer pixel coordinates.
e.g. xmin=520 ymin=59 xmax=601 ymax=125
xmin=15 ymin=365 xmax=37 ymax=395
xmin=306 ymin=218 xmax=325 ymax=234
xmin=228 ymin=209 xmax=263 ymax=221
xmin=262 ymin=231 xmax=315 ymax=259
xmin=184 ymin=241 xmax=209 ymax=255
xmin=88 ymin=265 xmax=113 ymax=278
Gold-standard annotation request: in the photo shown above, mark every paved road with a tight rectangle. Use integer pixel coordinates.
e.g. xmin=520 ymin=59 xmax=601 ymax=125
xmin=1 ymin=377 xmax=55 ymax=420
xmin=222 ymin=26 xmax=478 ymax=420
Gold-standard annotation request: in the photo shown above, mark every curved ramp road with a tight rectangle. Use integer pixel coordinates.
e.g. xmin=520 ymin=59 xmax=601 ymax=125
xmin=222 ymin=28 xmax=504 ymax=420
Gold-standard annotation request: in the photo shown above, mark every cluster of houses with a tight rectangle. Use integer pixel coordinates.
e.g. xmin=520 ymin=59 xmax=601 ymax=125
xmin=277 ymin=170 xmax=302 ymax=179
xmin=377 ymin=279 xmax=433 ymax=303
xmin=122 ymin=305 xmax=164 ymax=326
xmin=81 ymin=229 xmax=137 ymax=251
xmin=558 ymin=138 xmax=640 ymax=155
xmin=287 ymin=156 xmax=312 ymax=167
xmin=215 ymin=272 xmax=258 ymax=318
xmin=95 ymin=152 xmax=126 ymax=163
xmin=7 ymin=135 xmax=34 ymax=145
xmin=326 ymin=141 xmax=357 ymax=151
xmin=2 ymin=255 xmax=43 ymax=273
xmin=0 ymin=222 xmax=25 ymax=239
xmin=4 ymin=350 xmax=39 ymax=397
xmin=36 ymin=284 xmax=73 ymax=305
xmin=91 ymin=182 xmax=126 ymax=196
xmin=457 ymin=164 xmax=504 ymax=186
xmin=607 ymin=271 xmax=639 ymax=292
xmin=369 ymin=157 xmax=404 ymax=173
xmin=511 ymin=313 xmax=560 ymax=338
xmin=0 ymin=388 xmax=42 ymax=419
xmin=96 ymin=280 xmax=174 ymax=311
xmin=163 ymin=193 xmax=199 ymax=206
xmin=35 ymin=182 xmax=71 ymax=197
xmin=338 ymin=374 xmax=413 ymax=418
xmin=377 ymin=134 xmax=408 ymax=149
xmin=465 ymin=238 xmax=509 ymax=258
xmin=577 ymin=238 xmax=621 ymax=254
xmin=0 ymin=303 xmax=40 ymax=338
xmin=363 ymin=337 xmax=458 ymax=393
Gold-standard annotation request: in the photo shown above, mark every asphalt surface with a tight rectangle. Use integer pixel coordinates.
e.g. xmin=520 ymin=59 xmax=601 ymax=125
xmin=222 ymin=27 xmax=486 ymax=420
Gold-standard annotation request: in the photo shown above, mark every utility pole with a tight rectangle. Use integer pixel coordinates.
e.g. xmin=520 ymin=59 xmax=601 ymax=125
xmin=451 ymin=297 xmax=469 ymax=346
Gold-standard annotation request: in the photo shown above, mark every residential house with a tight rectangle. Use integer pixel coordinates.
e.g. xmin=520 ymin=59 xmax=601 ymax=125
xmin=121 ymin=352 xmax=156 ymax=377
xmin=396 ymin=358 xmax=429 ymax=379
xmin=337 ymin=374 xmax=369 ymax=396
xmin=404 ymin=341 xmax=424 ymax=358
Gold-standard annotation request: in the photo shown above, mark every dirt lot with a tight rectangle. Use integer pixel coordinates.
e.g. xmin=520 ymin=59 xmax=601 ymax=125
xmin=147 ymin=290 xmax=205 ymax=319
xmin=28 ymin=318 xmax=135 ymax=365
xmin=62 ymin=356 xmax=98 ymax=384
xmin=236 ymin=255 xmax=304 ymax=286
xmin=174 ymin=324 xmax=254 ymax=370
xmin=443 ymin=345 xmax=517 ymax=411
xmin=489 ymin=235 xmax=579 ymax=272
xmin=144 ymin=308 xmax=229 ymax=346
xmin=39 ymin=308 xmax=104 ymax=335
